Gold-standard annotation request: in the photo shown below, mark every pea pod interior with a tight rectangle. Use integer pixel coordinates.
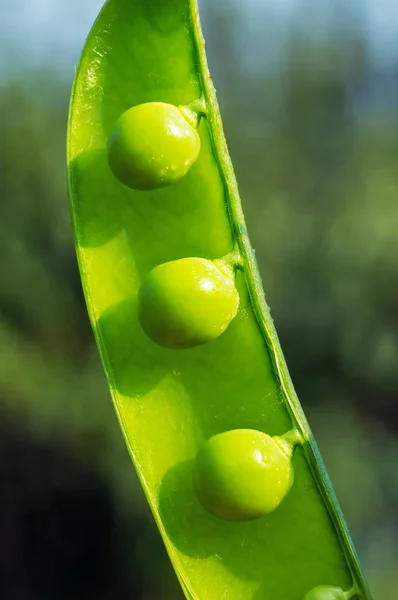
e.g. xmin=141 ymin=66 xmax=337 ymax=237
xmin=67 ymin=0 xmax=371 ymax=598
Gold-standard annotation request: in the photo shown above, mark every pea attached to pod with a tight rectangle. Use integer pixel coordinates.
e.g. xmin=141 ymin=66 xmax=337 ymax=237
xmin=138 ymin=256 xmax=240 ymax=349
xmin=303 ymin=586 xmax=348 ymax=600
xmin=107 ymin=101 xmax=201 ymax=190
xmin=194 ymin=428 xmax=298 ymax=521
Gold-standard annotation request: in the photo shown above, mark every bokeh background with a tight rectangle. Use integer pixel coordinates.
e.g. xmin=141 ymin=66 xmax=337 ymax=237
xmin=1 ymin=0 xmax=397 ymax=598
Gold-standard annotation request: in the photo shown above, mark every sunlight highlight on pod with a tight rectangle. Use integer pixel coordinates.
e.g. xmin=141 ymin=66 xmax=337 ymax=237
xmin=194 ymin=428 xmax=301 ymax=521
xmin=107 ymin=102 xmax=201 ymax=190
xmin=138 ymin=257 xmax=240 ymax=349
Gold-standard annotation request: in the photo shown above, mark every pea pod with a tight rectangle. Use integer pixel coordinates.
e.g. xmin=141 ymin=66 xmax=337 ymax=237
xmin=67 ymin=1 xmax=372 ymax=599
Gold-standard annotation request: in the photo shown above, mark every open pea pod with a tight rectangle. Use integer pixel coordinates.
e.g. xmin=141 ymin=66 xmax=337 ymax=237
xmin=67 ymin=1 xmax=372 ymax=599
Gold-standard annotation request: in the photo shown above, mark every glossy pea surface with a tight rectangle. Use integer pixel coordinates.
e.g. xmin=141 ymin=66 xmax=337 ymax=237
xmin=138 ymin=257 xmax=239 ymax=349
xmin=68 ymin=0 xmax=371 ymax=598
xmin=304 ymin=586 xmax=346 ymax=600
xmin=194 ymin=429 xmax=294 ymax=521
xmin=108 ymin=102 xmax=200 ymax=190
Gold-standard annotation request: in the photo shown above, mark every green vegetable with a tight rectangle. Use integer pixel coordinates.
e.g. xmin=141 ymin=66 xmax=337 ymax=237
xmin=67 ymin=0 xmax=372 ymax=598
xmin=138 ymin=257 xmax=239 ymax=349
xmin=194 ymin=428 xmax=295 ymax=521
xmin=108 ymin=102 xmax=201 ymax=190
xmin=303 ymin=585 xmax=348 ymax=600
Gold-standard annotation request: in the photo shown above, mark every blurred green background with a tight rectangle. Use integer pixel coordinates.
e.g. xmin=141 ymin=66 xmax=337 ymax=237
xmin=0 ymin=0 xmax=397 ymax=598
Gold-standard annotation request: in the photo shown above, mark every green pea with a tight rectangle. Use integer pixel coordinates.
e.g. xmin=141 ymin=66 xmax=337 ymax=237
xmin=303 ymin=586 xmax=346 ymax=600
xmin=107 ymin=102 xmax=201 ymax=190
xmin=138 ymin=257 xmax=239 ymax=349
xmin=194 ymin=429 xmax=294 ymax=521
